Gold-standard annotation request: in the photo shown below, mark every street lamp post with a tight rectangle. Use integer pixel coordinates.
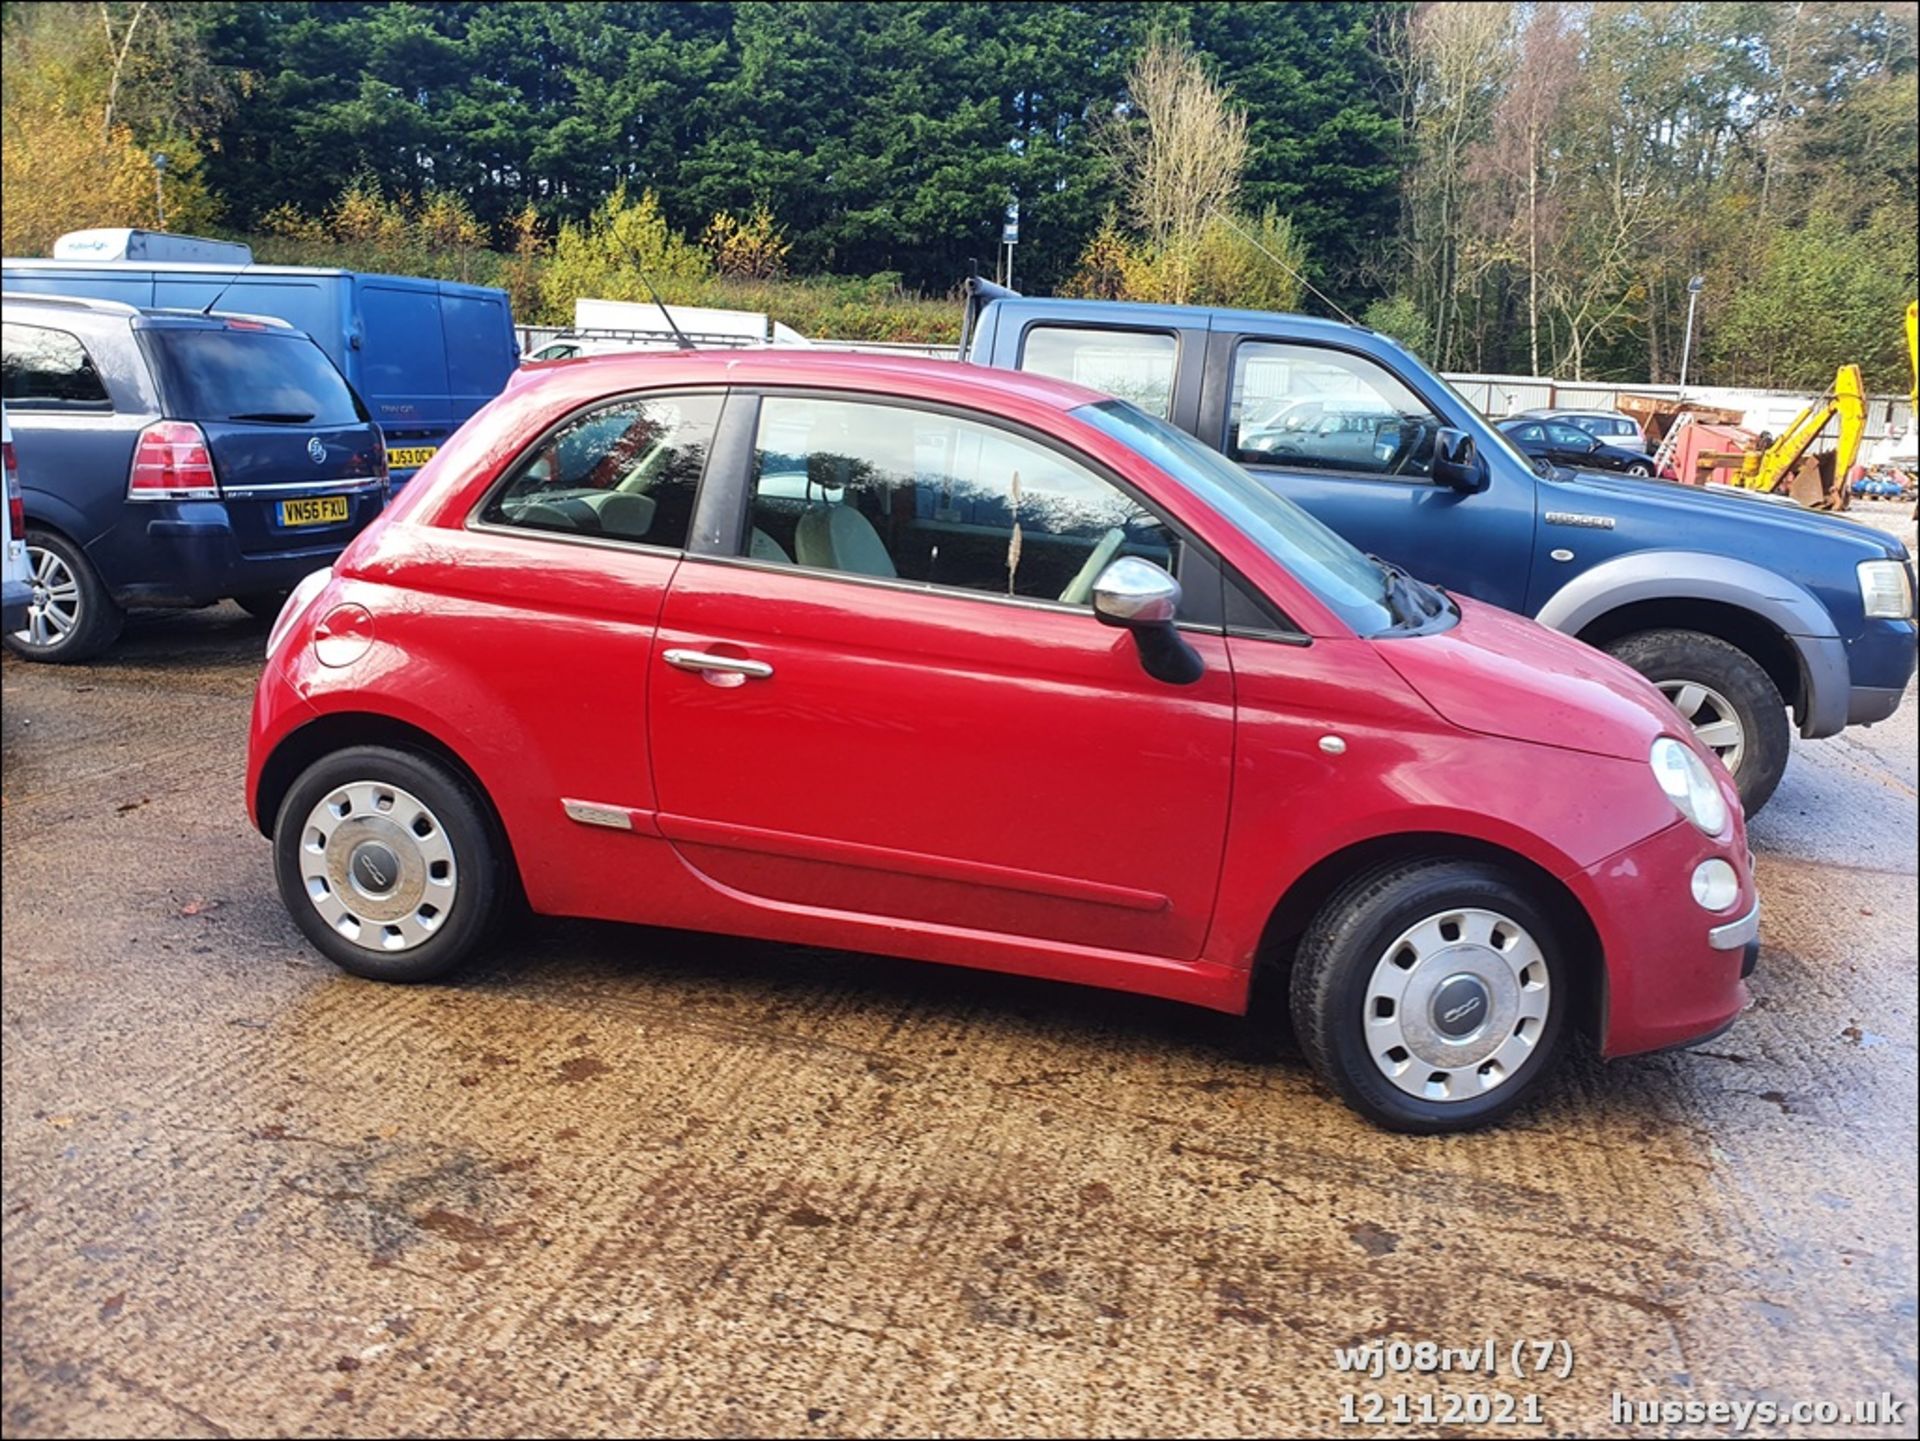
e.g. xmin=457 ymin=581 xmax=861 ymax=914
xmin=1678 ymin=274 xmax=1704 ymax=390
xmin=151 ymin=151 xmax=170 ymax=229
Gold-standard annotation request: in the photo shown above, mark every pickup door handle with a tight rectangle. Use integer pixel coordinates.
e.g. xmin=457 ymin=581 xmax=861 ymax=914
xmin=663 ymin=648 xmax=774 ymax=682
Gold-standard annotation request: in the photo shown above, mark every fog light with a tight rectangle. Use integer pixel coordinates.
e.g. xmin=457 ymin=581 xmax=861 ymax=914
xmin=1691 ymin=858 xmax=1740 ymax=912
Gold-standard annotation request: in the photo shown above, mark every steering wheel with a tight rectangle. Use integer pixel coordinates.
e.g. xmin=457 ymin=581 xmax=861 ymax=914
xmin=1384 ymin=417 xmax=1433 ymax=476
xmin=1058 ymin=527 xmax=1128 ymax=605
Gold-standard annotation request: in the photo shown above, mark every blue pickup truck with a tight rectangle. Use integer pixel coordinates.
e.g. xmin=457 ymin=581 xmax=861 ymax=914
xmin=963 ymin=284 xmax=1917 ymax=814
xmin=3 ymin=231 xmax=518 ymax=485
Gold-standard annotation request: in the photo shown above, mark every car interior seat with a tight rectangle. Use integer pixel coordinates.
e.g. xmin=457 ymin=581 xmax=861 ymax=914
xmin=794 ymin=447 xmax=896 ymax=578
xmin=749 ymin=527 xmax=792 ymax=564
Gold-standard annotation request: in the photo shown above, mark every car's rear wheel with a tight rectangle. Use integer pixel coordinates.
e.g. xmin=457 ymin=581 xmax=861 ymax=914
xmin=4 ymin=530 xmax=123 ymax=663
xmin=273 ymin=745 xmax=501 ymax=983
xmin=234 ymin=590 xmax=291 ymax=622
xmin=1290 ymin=859 xmax=1570 ymax=1132
xmin=1605 ymin=628 xmax=1788 ymax=816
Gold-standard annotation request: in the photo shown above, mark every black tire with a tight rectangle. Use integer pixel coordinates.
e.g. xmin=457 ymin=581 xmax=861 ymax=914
xmin=1290 ymin=859 xmax=1570 ymax=1133
xmin=1625 ymin=463 xmax=1652 ymax=477
xmin=3 ymin=529 xmax=124 ymax=663
xmin=233 ymin=590 xmax=291 ymax=622
xmin=1604 ymin=628 xmax=1789 ymax=817
xmin=272 ymin=745 xmax=502 ymax=983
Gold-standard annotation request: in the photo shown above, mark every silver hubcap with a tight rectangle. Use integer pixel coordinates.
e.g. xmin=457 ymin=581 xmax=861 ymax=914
xmin=299 ymin=782 xmax=457 ymax=952
xmin=1658 ymin=679 xmax=1746 ymax=774
xmin=1364 ymin=907 xmax=1551 ymax=1101
xmin=17 ymin=545 xmax=80 ymax=648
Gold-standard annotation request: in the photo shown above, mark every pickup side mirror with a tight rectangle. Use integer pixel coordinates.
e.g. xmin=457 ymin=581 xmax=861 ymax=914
xmin=1432 ymin=428 xmax=1486 ymax=492
xmin=1091 ymin=557 xmax=1205 ymax=686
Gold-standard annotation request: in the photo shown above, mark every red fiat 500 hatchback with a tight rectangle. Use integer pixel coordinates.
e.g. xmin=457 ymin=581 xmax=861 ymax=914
xmin=247 ymin=351 xmax=1756 ymax=1131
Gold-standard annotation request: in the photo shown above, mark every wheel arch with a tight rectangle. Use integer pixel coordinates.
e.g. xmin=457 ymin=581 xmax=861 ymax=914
xmin=19 ymin=495 xmax=99 ymax=553
xmin=252 ymin=713 xmax=521 ymax=896
xmin=1535 ymin=551 xmax=1840 ymax=730
xmin=1573 ymin=597 xmax=1806 ymax=722
xmin=1255 ymin=832 xmax=1606 ymax=1047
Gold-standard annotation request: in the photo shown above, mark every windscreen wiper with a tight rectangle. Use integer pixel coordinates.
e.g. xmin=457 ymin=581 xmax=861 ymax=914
xmin=228 ymin=411 xmax=316 ymax=423
xmin=1367 ymin=552 xmax=1450 ymax=626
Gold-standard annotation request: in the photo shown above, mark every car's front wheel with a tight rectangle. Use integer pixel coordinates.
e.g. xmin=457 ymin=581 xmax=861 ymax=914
xmin=1605 ymin=628 xmax=1788 ymax=816
xmin=1626 ymin=462 xmax=1652 ymax=477
xmin=273 ymin=745 xmax=502 ymax=982
xmin=4 ymin=529 xmax=124 ymax=663
xmin=1290 ymin=859 xmax=1569 ymax=1132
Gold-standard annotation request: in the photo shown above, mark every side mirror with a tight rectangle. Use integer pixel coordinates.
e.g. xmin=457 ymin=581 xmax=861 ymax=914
xmin=1432 ymin=427 xmax=1485 ymax=492
xmin=1091 ymin=557 xmax=1205 ymax=685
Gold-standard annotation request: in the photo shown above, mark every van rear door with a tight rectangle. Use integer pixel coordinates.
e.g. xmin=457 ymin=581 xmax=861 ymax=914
xmin=138 ymin=320 xmax=386 ymax=556
xmin=355 ymin=278 xmax=454 ymax=484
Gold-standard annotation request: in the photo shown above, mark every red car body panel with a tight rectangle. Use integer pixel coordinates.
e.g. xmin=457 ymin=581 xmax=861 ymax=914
xmin=247 ymin=350 xmax=1753 ymax=1053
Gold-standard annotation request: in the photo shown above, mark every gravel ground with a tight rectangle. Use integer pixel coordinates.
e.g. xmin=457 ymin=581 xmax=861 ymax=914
xmin=3 ymin=502 xmax=1914 ymax=1438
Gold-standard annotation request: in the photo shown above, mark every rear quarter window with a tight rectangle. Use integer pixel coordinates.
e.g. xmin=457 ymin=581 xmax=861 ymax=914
xmin=1020 ymin=326 xmax=1178 ymax=418
xmin=1 ymin=322 xmax=112 ymax=408
xmin=144 ymin=328 xmax=365 ymax=426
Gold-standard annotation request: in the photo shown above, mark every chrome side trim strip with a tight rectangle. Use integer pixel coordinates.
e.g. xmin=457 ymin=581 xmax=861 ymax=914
xmin=561 ymin=799 xmax=635 ymax=831
xmin=1708 ymin=901 xmax=1759 ymax=951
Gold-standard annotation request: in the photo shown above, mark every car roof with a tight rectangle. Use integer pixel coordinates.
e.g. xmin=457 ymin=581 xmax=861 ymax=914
xmin=985 ymin=294 xmax=1376 ymax=348
xmin=512 ymin=347 xmax=1115 ymax=411
xmin=3 ymin=291 xmax=300 ymax=335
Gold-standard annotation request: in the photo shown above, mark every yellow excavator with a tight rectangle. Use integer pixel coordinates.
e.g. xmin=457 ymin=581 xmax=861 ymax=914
xmin=1728 ymin=363 xmax=1866 ymax=509
xmin=1725 ymin=301 xmax=1918 ymax=510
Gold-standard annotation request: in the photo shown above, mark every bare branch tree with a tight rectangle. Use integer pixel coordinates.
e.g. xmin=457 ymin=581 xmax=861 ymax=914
xmin=99 ymin=0 xmax=149 ymax=139
xmin=1103 ymin=35 xmax=1248 ymax=303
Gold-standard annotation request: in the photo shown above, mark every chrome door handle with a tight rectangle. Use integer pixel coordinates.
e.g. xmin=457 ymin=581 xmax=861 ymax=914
xmin=663 ymin=648 xmax=774 ymax=680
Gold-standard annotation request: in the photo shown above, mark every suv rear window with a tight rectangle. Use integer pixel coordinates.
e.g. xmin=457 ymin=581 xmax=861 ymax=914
xmin=143 ymin=327 xmax=365 ymax=426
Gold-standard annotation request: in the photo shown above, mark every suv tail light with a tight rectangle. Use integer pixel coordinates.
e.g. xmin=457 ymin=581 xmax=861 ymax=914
xmin=4 ymin=439 xmax=22 ymax=538
xmin=129 ymin=421 xmax=219 ymax=500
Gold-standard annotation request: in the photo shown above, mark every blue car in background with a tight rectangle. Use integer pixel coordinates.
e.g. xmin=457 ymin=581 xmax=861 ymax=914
xmin=1 ymin=292 xmax=389 ymax=662
xmin=3 ymin=230 xmax=518 ymax=485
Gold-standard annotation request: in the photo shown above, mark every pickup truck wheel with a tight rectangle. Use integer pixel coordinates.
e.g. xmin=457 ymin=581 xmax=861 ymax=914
xmin=1605 ymin=628 xmax=1788 ymax=816
xmin=1289 ymin=859 xmax=1568 ymax=1133
xmin=4 ymin=530 xmax=124 ymax=664
xmin=273 ymin=746 xmax=501 ymax=983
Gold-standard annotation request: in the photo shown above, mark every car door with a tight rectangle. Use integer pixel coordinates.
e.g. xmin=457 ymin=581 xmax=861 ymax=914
xmin=1199 ymin=330 xmax=1537 ymax=611
xmin=646 ymin=390 xmax=1234 ymax=960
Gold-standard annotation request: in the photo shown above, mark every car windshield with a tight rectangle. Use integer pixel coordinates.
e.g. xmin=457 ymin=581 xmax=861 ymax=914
xmin=1076 ymin=399 xmax=1399 ymax=636
xmin=143 ymin=327 xmax=365 ymax=426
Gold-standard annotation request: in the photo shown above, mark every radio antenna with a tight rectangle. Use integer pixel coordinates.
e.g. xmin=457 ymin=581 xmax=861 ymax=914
xmin=198 ymin=260 xmax=257 ymax=317
xmin=633 ymin=264 xmax=696 ymax=351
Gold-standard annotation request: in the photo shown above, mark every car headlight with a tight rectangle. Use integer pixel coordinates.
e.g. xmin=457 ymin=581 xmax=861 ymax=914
xmin=1858 ymin=559 xmax=1914 ymax=620
xmin=1650 ymin=736 xmax=1729 ymax=836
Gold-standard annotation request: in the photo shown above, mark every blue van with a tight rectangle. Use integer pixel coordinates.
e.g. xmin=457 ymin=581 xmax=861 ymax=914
xmin=3 ymin=231 xmax=518 ymax=484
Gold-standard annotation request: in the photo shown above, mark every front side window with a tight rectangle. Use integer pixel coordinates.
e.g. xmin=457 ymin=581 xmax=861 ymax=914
xmin=484 ymin=392 xmax=720 ymax=547
xmin=744 ymin=395 xmax=1183 ymax=609
xmin=1078 ymin=399 xmax=1398 ymax=638
xmin=1230 ymin=340 xmax=1444 ymax=478
xmin=1 ymin=323 xmax=110 ymax=408
xmin=1020 ymin=326 xmax=1177 ymax=418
